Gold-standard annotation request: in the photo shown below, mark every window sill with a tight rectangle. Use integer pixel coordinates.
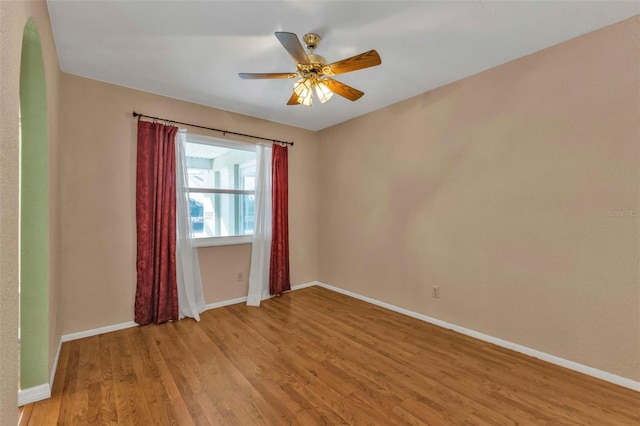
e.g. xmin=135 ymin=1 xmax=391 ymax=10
xmin=192 ymin=235 xmax=253 ymax=248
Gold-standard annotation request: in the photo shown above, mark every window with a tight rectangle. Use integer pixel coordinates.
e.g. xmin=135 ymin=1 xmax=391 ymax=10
xmin=185 ymin=134 xmax=256 ymax=247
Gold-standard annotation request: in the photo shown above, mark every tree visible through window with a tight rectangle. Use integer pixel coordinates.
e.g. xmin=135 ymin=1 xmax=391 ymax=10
xmin=185 ymin=136 xmax=256 ymax=239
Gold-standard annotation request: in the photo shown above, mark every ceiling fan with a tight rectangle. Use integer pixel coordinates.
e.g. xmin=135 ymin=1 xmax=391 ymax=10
xmin=239 ymin=32 xmax=382 ymax=107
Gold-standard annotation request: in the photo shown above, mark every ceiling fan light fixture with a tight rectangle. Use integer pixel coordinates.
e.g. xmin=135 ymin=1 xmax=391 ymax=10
xmin=293 ymin=78 xmax=313 ymax=106
xmin=240 ymin=32 xmax=382 ymax=107
xmin=315 ymin=79 xmax=334 ymax=103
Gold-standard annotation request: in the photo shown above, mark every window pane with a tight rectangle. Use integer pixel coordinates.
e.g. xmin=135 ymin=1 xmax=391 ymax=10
xmin=189 ymin=193 xmax=255 ymax=238
xmin=185 ymin=139 xmax=256 ymax=239
xmin=186 ymin=142 xmax=256 ymax=191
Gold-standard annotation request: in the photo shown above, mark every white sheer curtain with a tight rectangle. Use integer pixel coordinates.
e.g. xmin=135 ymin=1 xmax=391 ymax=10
xmin=247 ymin=143 xmax=272 ymax=306
xmin=175 ymin=130 xmax=206 ymax=320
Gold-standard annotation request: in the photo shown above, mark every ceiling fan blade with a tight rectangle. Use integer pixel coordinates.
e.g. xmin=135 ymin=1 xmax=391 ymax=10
xmin=275 ymin=32 xmax=310 ymax=65
xmin=238 ymin=73 xmax=297 ymax=79
xmin=323 ymin=50 xmax=381 ymax=76
xmin=322 ymin=78 xmax=364 ymax=101
xmin=286 ymin=92 xmax=300 ymax=105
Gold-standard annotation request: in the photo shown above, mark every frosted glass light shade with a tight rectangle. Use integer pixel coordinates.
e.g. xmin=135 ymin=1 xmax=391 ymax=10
xmin=315 ymin=80 xmax=334 ymax=103
xmin=293 ymin=78 xmax=313 ymax=106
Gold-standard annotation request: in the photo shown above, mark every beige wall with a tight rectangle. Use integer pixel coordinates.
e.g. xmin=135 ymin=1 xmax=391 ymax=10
xmin=60 ymin=74 xmax=318 ymax=334
xmin=0 ymin=0 xmax=62 ymax=423
xmin=318 ymin=16 xmax=640 ymax=380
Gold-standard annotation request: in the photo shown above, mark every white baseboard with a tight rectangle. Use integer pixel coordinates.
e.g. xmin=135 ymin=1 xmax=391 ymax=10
xmin=59 ymin=281 xmax=317 ymax=344
xmin=291 ymin=281 xmax=318 ymax=291
xmin=18 ymin=383 xmax=50 ymax=407
xmin=205 ymin=296 xmax=248 ymax=310
xmin=206 ymin=281 xmax=318 ymax=309
xmin=61 ymin=321 xmax=138 ymax=342
xmin=316 ymin=281 xmax=640 ymax=392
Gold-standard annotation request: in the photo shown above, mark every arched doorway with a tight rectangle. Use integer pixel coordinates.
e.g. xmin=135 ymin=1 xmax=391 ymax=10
xmin=19 ymin=17 xmax=49 ymax=392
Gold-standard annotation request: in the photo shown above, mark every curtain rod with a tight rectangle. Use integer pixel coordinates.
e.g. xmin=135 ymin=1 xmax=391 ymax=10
xmin=132 ymin=111 xmax=294 ymax=146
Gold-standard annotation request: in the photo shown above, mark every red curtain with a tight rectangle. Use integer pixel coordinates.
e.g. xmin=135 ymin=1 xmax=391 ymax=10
xmin=135 ymin=120 xmax=179 ymax=325
xmin=269 ymin=145 xmax=291 ymax=295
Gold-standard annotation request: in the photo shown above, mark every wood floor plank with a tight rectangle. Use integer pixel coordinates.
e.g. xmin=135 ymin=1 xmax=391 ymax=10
xmin=98 ymin=333 xmax=119 ymax=424
xmin=172 ymin=320 xmax=247 ymax=425
xmin=150 ymin=324 xmax=206 ymax=415
xmin=58 ymin=338 xmax=81 ymax=425
xmin=203 ymin=307 xmax=336 ymax=424
xmin=174 ymin=317 xmax=280 ymax=425
xmin=252 ymin=300 xmax=450 ymax=424
xmin=129 ymin=325 xmax=193 ymax=426
xmin=109 ymin=327 xmax=156 ymax=425
xmin=20 ymin=286 xmax=640 ymax=425
xmin=69 ymin=336 xmax=96 ymax=424
xmin=268 ymin=296 xmax=519 ymax=425
xmin=18 ymin=402 xmax=33 ymax=426
xmin=212 ymin=306 xmax=355 ymax=424
xmin=230 ymin=304 xmax=396 ymax=424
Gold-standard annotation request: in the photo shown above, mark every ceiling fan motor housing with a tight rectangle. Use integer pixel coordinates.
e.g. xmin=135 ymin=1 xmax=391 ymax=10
xmin=298 ymin=53 xmax=329 ymax=78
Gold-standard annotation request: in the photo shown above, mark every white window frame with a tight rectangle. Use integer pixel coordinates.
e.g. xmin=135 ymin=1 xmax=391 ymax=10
xmin=185 ymin=134 xmax=256 ymax=247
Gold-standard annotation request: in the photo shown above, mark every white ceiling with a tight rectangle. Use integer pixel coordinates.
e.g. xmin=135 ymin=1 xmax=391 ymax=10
xmin=47 ymin=1 xmax=639 ymax=131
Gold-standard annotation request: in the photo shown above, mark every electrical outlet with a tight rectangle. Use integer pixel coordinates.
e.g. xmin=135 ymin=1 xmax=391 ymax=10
xmin=432 ymin=286 xmax=440 ymax=299
xmin=237 ymin=272 xmax=243 ymax=282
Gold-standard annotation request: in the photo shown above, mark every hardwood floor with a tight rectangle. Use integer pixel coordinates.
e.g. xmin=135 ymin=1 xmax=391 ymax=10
xmin=20 ymin=286 xmax=639 ymax=425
